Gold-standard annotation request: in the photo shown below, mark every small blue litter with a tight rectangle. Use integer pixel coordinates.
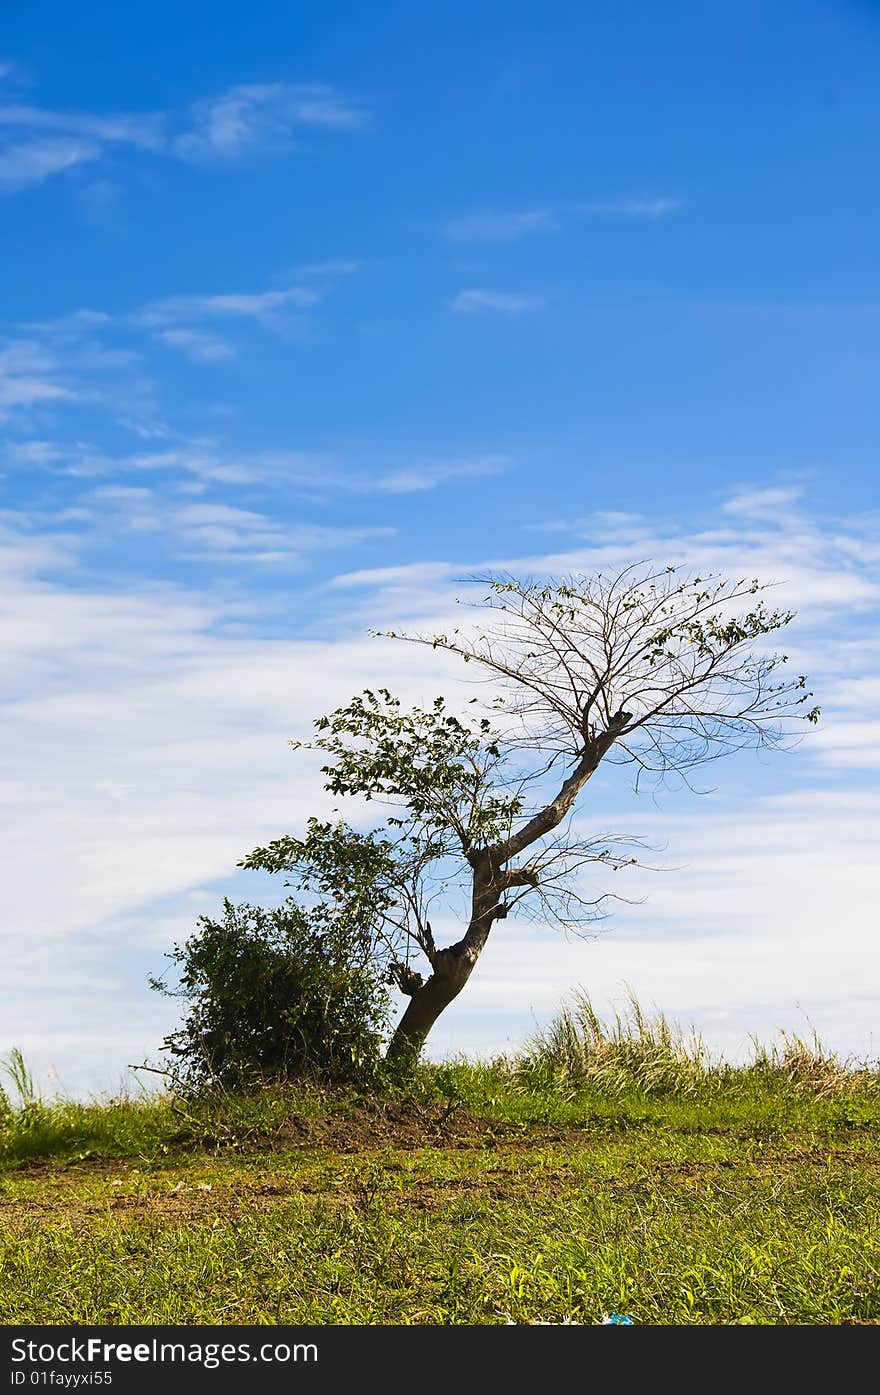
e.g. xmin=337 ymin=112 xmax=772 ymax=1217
xmin=602 ymin=1313 xmax=635 ymax=1325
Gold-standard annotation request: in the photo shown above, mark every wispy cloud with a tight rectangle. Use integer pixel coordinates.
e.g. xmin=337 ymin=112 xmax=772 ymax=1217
xmin=0 ymin=99 xmax=164 ymax=190
xmin=333 ymin=487 xmax=880 ymax=620
xmin=116 ymin=447 xmax=280 ymax=487
xmin=172 ymin=82 xmax=368 ymax=161
xmin=9 ymin=276 xmax=344 ymax=417
xmin=576 ymin=196 xmax=683 ymax=218
xmin=213 ymin=450 xmax=513 ymax=496
xmin=25 ymin=308 xmax=113 ymax=334
xmin=0 ymin=103 xmax=165 ymax=148
xmin=5 ymin=318 xmax=156 ymax=422
xmin=369 ymin=455 xmax=510 ymax=494
xmin=0 ymin=136 xmax=102 ymax=190
xmin=178 ymin=507 xmax=393 ymax=563
xmin=443 ymin=208 xmax=558 ymax=243
xmin=442 ymin=197 xmax=682 ymax=242
xmin=523 ymin=510 xmax=645 ymax=536
xmin=139 ymin=286 xmax=318 ymax=328
xmin=34 ymin=444 xmax=271 ymax=487
xmin=0 ymin=80 xmax=368 ymax=192
xmin=34 ymin=440 xmax=512 ymax=497
xmin=294 ymin=258 xmax=360 ymax=278
xmin=82 ymin=488 xmax=396 ymax=565
xmin=0 ymin=317 xmax=169 ymax=440
xmin=155 ymin=328 xmax=236 ymax=363
xmin=5 ymin=439 xmax=65 ymax=466
xmin=722 ymin=485 xmax=804 ymax=520
xmin=0 ymin=340 xmax=77 ymax=416
xmin=451 ymin=289 xmax=546 ymax=315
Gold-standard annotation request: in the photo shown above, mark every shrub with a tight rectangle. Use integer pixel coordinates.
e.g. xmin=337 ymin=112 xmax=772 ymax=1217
xmin=151 ymin=898 xmax=390 ymax=1090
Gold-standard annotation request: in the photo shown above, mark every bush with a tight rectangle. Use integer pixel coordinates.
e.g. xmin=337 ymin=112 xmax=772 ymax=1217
xmin=151 ymin=898 xmax=390 ymax=1090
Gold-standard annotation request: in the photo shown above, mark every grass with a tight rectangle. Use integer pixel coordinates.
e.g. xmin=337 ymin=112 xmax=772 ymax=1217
xmin=1 ymin=998 xmax=879 ymax=1325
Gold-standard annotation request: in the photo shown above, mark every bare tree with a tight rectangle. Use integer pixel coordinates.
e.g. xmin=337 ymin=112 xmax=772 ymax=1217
xmin=242 ymin=565 xmax=818 ymax=1066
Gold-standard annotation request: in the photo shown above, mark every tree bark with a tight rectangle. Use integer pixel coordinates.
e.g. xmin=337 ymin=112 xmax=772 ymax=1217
xmin=385 ymin=941 xmax=479 ymax=1067
xmin=386 ymin=856 xmax=499 ymax=1067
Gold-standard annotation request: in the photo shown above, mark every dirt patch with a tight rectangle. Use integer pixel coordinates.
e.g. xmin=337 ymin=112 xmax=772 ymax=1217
xmin=265 ymin=1098 xmax=540 ymax=1153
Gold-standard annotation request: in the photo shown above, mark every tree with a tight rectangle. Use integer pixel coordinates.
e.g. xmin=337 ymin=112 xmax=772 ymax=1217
xmin=241 ymin=565 xmax=819 ymax=1067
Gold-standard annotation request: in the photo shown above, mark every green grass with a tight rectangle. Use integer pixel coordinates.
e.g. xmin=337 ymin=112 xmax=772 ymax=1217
xmin=2 ymin=1002 xmax=879 ymax=1325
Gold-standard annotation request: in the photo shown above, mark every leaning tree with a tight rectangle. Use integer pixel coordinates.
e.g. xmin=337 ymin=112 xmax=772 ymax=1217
xmin=241 ymin=565 xmax=818 ymax=1066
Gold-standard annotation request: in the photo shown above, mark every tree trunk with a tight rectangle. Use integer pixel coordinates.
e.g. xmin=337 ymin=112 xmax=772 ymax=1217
xmin=384 ymin=941 xmax=480 ymax=1067
xmin=386 ymin=857 xmax=499 ymax=1068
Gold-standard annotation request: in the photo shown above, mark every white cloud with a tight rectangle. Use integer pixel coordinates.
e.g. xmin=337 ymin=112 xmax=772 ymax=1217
xmin=294 ymin=258 xmax=360 ymax=278
xmin=723 ymin=485 xmax=804 ymax=519
xmin=0 ymin=102 xmax=165 ymax=149
xmin=173 ymin=82 xmax=368 ymax=161
xmin=26 ymin=308 xmax=113 ymax=334
xmin=78 ymin=487 xmax=396 ymax=563
xmin=155 ymin=328 xmax=236 ymax=362
xmin=0 ymin=326 xmax=158 ymax=430
xmin=90 ymin=484 xmax=155 ymax=502
xmin=524 ymin=510 xmax=646 ymax=536
xmin=0 ymin=514 xmax=80 ymax=579
xmin=0 ymin=80 xmax=367 ymax=194
xmin=17 ymin=443 xmax=510 ymax=499
xmin=139 ymin=286 xmax=318 ymax=328
xmin=0 ymin=339 xmax=77 ymax=415
xmin=71 ymin=445 xmax=511 ymax=496
xmin=453 ymin=498 xmax=880 ymax=623
xmin=366 ymin=454 xmax=511 ymax=494
xmin=442 ymin=199 xmax=682 ymax=243
xmin=451 ymin=289 xmax=546 ymax=315
xmin=0 ymin=101 xmax=164 ymax=192
xmin=3 ymin=273 xmax=343 ymax=412
xmin=0 ymin=135 xmax=102 ymax=189
xmin=443 ymin=209 xmax=558 ymax=242
xmin=4 ymin=439 xmax=65 ymax=465
xmin=331 ymin=559 xmax=455 ymax=590
xmin=577 ymin=197 xmax=683 ymax=218
xmin=171 ymin=501 xmax=393 ymax=560
xmin=125 ymin=447 xmax=274 ymax=486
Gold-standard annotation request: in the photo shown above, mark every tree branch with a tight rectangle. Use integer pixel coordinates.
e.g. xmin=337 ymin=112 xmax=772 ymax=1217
xmin=491 ymin=707 xmax=631 ymax=861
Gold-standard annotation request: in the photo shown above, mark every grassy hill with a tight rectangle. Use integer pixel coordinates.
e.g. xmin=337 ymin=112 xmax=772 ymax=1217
xmin=2 ymin=1001 xmax=879 ymax=1325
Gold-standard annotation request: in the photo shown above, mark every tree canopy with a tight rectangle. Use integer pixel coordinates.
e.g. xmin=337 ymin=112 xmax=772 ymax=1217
xmin=241 ymin=565 xmax=818 ymax=1064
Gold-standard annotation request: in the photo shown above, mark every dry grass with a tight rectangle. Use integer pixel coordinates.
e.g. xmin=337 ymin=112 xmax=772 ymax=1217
xmin=520 ymin=989 xmax=879 ymax=1100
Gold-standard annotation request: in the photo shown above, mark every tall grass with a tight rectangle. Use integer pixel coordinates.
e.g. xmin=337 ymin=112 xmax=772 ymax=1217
xmin=521 ymin=989 xmax=879 ymax=1099
xmin=521 ymin=990 xmax=715 ymax=1096
xmin=750 ymin=1028 xmax=880 ymax=1098
xmin=1 ymin=1046 xmax=40 ymax=1109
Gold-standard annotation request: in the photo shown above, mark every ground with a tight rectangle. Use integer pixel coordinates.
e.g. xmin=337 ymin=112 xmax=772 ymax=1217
xmin=2 ymin=1085 xmax=879 ymax=1324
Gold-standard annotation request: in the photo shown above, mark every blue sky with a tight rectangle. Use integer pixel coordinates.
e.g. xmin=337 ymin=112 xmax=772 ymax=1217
xmin=2 ymin=1 xmax=880 ymax=1094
